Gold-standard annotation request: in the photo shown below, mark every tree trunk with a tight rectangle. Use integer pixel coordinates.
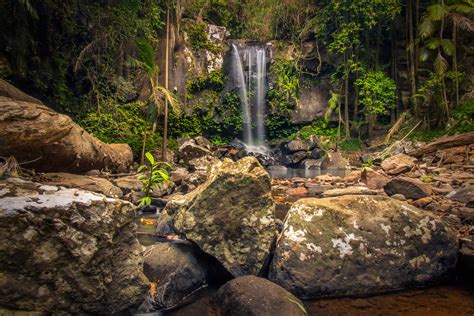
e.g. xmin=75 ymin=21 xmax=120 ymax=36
xmin=409 ymin=131 xmax=474 ymax=157
xmin=162 ymin=6 xmax=170 ymax=162
xmin=344 ymin=54 xmax=350 ymax=139
xmin=453 ymin=21 xmax=459 ymax=108
xmin=407 ymin=0 xmax=418 ymax=117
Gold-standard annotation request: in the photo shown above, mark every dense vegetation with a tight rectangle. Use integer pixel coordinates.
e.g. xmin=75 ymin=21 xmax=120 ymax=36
xmin=1 ymin=0 xmax=473 ymax=159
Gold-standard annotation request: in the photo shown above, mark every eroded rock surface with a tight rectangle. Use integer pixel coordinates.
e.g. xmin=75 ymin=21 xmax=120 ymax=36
xmin=0 ymin=178 xmax=148 ymax=314
xmin=156 ymin=157 xmax=276 ymax=276
xmin=0 ymin=96 xmax=133 ymax=173
xmin=269 ymin=195 xmax=457 ymax=299
xmin=384 ymin=177 xmax=432 ymax=200
xmin=214 ymin=276 xmax=306 ymax=316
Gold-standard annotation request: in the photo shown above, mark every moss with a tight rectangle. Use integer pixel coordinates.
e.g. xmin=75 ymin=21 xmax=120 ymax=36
xmin=186 ymin=22 xmax=221 ymax=54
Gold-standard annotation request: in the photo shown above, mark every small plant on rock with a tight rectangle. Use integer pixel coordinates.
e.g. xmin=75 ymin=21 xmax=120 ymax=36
xmin=137 ymin=152 xmax=171 ymax=206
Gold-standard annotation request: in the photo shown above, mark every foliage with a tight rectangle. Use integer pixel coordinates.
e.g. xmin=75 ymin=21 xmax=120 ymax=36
xmin=169 ymin=91 xmax=242 ymax=143
xmin=266 ymin=58 xmax=301 ymax=139
xmin=340 ymin=139 xmax=363 ymax=152
xmin=80 ymin=101 xmax=159 ymax=158
xmin=293 ymin=120 xmax=338 ymax=141
xmin=137 ymin=152 xmax=171 ymax=206
xmin=355 ymin=70 xmax=397 ymax=115
xmin=187 ymin=70 xmax=226 ymax=93
xmin=186 ymin=22 xmax=221 ymax=54
xmin=450 ymin=98 xmax=474 ymax=132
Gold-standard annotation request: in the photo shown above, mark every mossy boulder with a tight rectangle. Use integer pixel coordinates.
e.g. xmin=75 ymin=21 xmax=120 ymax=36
xmin=156 ymin=157 xmax=276 ymax=276
xmin=269 ymin=195 xmax=457 ymax=299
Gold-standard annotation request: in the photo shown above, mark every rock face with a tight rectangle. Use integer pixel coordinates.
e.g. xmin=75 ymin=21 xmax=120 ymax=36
xmin=37 ymin=172 xmax=123 ymax=198
xmin=384 ymin=177 xmax=432 ymax=200
xmin=156 ymin=157 xmax=276 ymax=276
xmin=269 ymin=195 xmax=457 ymax=299
xmin=291 ymin=85 xmax=329 ymax=124
xmin=214 ymin=276 xmax=306 ymax=316
xmin=140 ymin=243 xmax=232 ymax=311
xmin=0 ymin=96 xmax=133 ymax=173
xmin=0 ymin=178 xmax=148 ymax=314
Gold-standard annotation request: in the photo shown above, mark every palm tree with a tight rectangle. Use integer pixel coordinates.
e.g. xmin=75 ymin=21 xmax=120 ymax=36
xmin=418 ymin=0 xmax=474 ymax=112
xmin=134 ymin=39 xmax=179 ymax=164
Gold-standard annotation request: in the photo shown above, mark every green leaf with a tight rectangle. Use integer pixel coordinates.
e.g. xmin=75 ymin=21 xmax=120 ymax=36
xmin=137 ymin=165 xmax=147 ymax=173
xmin=441 ymin=39 xmax=455 ymax=56
xmin=427 ymin=4 xmax=447 ymax=21
xmin=157 ymin=170 xmax=170 ymax=181
xmin=419 ymin=16 xmax=435 ymax=38
xmin=426 ymin=38 xmax=442 ymax=50
xmin=145 ymin=152 xmax=155 ymax=165
xmin=419 ymin=47 xmax=431 ymax=62
xmin=434 ymin=53 xmax=448 ymax=74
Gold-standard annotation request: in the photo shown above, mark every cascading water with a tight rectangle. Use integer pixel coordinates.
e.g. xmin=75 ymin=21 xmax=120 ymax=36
xmin=230 ymin=44 xmax=268 ymax=151
xmin=231 ymin=44 xmax=253 ymax=146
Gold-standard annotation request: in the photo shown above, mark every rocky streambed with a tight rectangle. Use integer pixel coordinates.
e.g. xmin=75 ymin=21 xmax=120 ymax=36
xmin=1 ymin=83 xmax=473 ymax=315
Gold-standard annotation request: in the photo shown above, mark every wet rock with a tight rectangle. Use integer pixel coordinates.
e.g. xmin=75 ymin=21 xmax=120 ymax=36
xmin=321 ymin=186 xmax=379 ymax=197
xmin=0 ymin=96 xmax=133 ymax=173
xmin=361 ymin=167 xmax=390 ymax=190
xmin=384 ymin=177 xmax=432 ymax=200
xmin=151 ymin=180 xmax=176 ymax=198
xmin=214 ymin=276 xmax=306 ymax=316
xmin=381 ymin=154 xmax=417 ymax=175
xmin=269 ymin=195 xmax=458 ymax=299
xmin=156 ymin=157 xmax=275 ymax=276
xmin=310 ymin=148 xmax=325 ymax=160
xmin=458 ymin=239 xmax=474 ymax=280
xmin=37 ymin=172 xmax=123 ymax=198
xmin=0 ymin=178 xmax=148 ymax=314
xmin=139 ymin=243 xmax=232 ymax=311
xmin=188 ymin=155 xmax=222 ymax=173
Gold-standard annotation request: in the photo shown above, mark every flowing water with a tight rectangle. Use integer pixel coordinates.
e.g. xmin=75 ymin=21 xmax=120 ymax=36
xmin=230 ymin=44 xmax=268 ymax=147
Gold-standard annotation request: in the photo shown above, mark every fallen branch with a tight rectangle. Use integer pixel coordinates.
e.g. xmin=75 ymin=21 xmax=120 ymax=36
xmin=409 ymin=131 xmax=474 ymax=158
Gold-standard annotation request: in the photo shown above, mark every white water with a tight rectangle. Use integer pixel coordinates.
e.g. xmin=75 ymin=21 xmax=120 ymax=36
xmin=231 ymin=44 xmax=252 ymax=145
xmin=230 ymin=44 xmax=268 ymax=150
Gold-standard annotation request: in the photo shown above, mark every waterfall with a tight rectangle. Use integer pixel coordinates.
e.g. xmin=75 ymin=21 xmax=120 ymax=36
xmin=231 ymin=44 xmax=253 ymax=145
xmin=230 ymin=44 xmax=268 ymax=150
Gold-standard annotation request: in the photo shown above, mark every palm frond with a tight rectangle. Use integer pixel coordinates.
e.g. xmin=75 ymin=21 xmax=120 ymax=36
xmin=450 ymin=13 xmax=474 ymax=31
xmin=441 ymin=39 xmax=455 ymax=56
xmin=419 ymin=47 xmax=431 ymax=62
xmin=426 ymin=37 xmax=442 ymax=50
xmin=427 ymin=4 xmax=447 ymax=21
xmin=419 ymin=16 xmax=436 ymax=38
xmin=434 ymin=52 xmax=448 ymax=74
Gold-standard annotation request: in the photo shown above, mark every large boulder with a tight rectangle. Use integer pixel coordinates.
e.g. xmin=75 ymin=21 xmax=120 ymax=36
xmin=320 ymin=151 xmax=349 ymax=170
xmin=0 ymin=178 xmax=148 ymax=314
xmin=384 ymin=177 xmax=432 ymax=200
xmin=139 ymin=243 xmax=231 ymax=311
xmin=284 ymin=136 xmax=320 ymax=153
xmin=0 ymin=94 xmax=132 ymax=173
xmin=36 ymin=172 xmax=123 ymax=198
xmin=269 ymin=195 xmax=457 ymax=299
xmin=156 ymin=157 xmax=276 ymax=276
xmin=214 ymin=276 xmax=307 ymax=316
xmin=291 ymin=85 xmax=329 ymax=124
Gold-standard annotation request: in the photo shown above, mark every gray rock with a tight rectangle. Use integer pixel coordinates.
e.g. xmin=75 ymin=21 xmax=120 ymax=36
xmin=321 ymin=186 xmax=379 ymax=197
xmin=361 ymin=167 xmax=390 ymax=190
xmin=139 ymin=243 xmax=232 ymax=311
xmin=384 ymin=177 xmax=432 ymax=200
xmin=291 ymin=85 xmax=329 ymax=124
xmin=300 ymin=159 xmax=324 ymax=170
xmin=114 ymin=175 xmax=144 ymax=193
xmin=283 ymin=151 xmax=309 ymax=165
xmin=37 ymin=172 xmax=123 ymax=198
xmin=178 ymin=141 xmax=213 ymax=165
xmin=214 ymin=276 xmax=306 ymax=316
xmin=156 ymin=157 xmax=275 ymax=276
xmin=0 ymin=178 xmax=148 ymax=314
xmin=320 ymin=151 xmax=349 ymax=169
xmin=269 ymin=195 xmax=457 ymax=299
xmin=310 ymin=148 xmax=325 ymax=159
xmin=381 ymin=154 xmax=417 ymax=175
xmin=285 ymin=136 xmax=320 ymax=153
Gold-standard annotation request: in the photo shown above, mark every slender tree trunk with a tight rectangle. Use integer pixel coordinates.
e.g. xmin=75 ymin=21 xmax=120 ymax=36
xmin=414 ymin=0 xmax=420 ymax=73
xmin=162 ymin=6 xmax=170 ymax=162
xmin=344 ymin=53 xmax=350 ymax=139
xmin=407 ymin=0 xmax=418 ymax=117
xmin=453 ymin=21 xmax=459 ymax=108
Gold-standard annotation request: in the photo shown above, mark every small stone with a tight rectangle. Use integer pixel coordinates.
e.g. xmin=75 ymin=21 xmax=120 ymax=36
xmin=412 ymin=196 xmax=433 ymax=208
xmin=391 ymin=194 xmax=407 ymax=201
